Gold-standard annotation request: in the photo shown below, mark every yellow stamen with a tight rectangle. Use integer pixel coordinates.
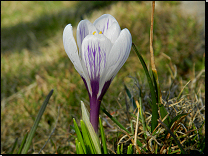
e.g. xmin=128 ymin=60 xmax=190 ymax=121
xmin=93 ymin=31 xmax=96 ymax=35
xmin=99 ymin=31 xmax=102 ymax=34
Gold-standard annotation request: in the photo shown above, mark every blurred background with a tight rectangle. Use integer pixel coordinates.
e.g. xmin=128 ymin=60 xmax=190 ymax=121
xmin=1 ymin=1 xmax=205 ymax=154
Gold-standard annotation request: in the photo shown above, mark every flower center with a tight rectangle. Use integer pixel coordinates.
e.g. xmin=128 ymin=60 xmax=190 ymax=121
xmin=92 ymin=31 xmax=102 ymax=35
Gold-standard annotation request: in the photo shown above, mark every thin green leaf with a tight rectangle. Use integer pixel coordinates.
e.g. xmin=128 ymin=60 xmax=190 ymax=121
xmin=130 ymin=112 xmax=136 ymax=118
xmin=199 ymin=137 xmax=205 ymax=154
xmin=158 ymin=119 xmax=186 ymax=154
xmin=75 ymin=138 xmax=80 ymax=154
xmin=99 ymin=117 xmax=108 ymax=154
xmin=80 ymin=120 xmax=96 ymax=154
xmin=120 ymin=143 xmax=123 ymax=154
xmin=130 ymin=112 xmax=151 ymax=132
xmin=127 ymin=144 xmax=133 ymax=154
xmin=152 ymin=70 xmax=171 ymax=126
xmin=155 ymin=142 xmax=158 ymax=154
xmin=170 ymin=149 xmax=181 ymax=154
xmin=77 ymin=141 xmax=84 ymax=154
xmin=168 ymin=140 xmax=172 ymax=154
xmin=117 ymin=144 xmax=120 ymax=154
xmin=70 ymin=125 xmax=75 ymax=131
xmin=136 ymin=139 xmax=146 ymax=151
xmin=152 ymin=70 xmax=158 ymax=101
xmin=100 ymin=106 xmax=130 ymax=134
xmin=124 ymin=84 xmax=137 ymax=111
xmin=159 ymin=104 xmax=170 ymax=127
xmin=17 ymin=131 xmax=28 ymax=154
xmin=139 ymin=97 xmax=147 ymax=139
xmin=129 ymin=112 xmax=142 ymax=123
xmin=147 ymin=97 xmax=152 ymax=107
xmin=21 ymin=89 xmax=54 ymax=154
xmin=132 ymin=43 xmax=158 ymax=132
xmin=10 ymin=138 xmax=18 ymax=154
xmin=73 ymin=118 xmax=87 ymax=154
xmin=168 ymin=113 xmax=188 ymax=130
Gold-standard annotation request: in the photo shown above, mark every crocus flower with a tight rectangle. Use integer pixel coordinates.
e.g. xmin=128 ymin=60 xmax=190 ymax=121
xmin=63 ymin=14 xmax=132 ymax=133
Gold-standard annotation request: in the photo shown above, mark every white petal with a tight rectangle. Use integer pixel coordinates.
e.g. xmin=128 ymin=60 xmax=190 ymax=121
xmin=106 ymin=28 xmax=132 ymax=79
xmin=93 ymin=14 xmax=118 ymax=36
xmin=104 ymin=22 xmax=121 ymax=43
xmin=81 ymin=34 xmax=112 ymax=96
xmin=77 ymin=20 xmax=98 ymax=55
xmin=98 ymin=28 xmax=132 ymax=97
xmin=63 ymin=24 xmax=84 ymax=76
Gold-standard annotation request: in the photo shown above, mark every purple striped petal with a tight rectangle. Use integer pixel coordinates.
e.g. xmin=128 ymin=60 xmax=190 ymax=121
xmin=77 ymin=20 xmax=98 ymax=55
xmin=81 ymin=34 xmax=112 ymax=97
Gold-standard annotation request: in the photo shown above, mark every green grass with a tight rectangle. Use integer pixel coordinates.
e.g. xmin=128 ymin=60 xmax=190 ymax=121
xmin=1 ymin=1 xmax=205 ymax=154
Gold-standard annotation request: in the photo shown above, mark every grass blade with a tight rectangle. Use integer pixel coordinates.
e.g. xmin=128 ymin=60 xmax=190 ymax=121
xmin=117 ymin=144 xmax=120 ymax=154
xmin=124 ymin=84 xmax=137 ymax=111
xmin=10 ymin=138 xmax=18 ymax=154
xmin=132 ymin=43 xmax=158 ymax=132
xmin=152 ymin=69 xmax=171 ymax=127
xmin=17 ymin=131 xmax=28 ymax=154
xmin=120 ymin=143 xmax=123 ymax=154
xmin=77 ymin=141 xmax=84 ymax=154
xmin=170 ymin=149 xmax=181 ymax=154
xmin=80 ymin=120 xmax=96 ymax=154
xmin=151 ymin=70 xmax=158 ymax=101
xmin=127 ymin=144 xmax=133 ymax=154
xmin=168 ymin=140 xmax=172 ymax=154
xmin=73 ymin=118 xmax=87 ymax=154
xmin=168 ymin=113 xmax=188 ymax=129
xmin=99 ymin=117 xmax=108 ymax=154
xmin=100 ymin=106 xmax=130 ymax=134
xmin=21 ymin=89 xmax=54 ymax=154
xmin=159 ymin=104 xmax=170 ymax=126
xmin=199 ymin=137 xmax=205 ymax=154
xmin=165 ymin=113 xmax=188 ymax=138
xmin=138 ymin=98 xmax=147 ymax=139
xmin=158 ymin=119 xmax=187 ymax=154
xmin=75 ymin=138 xmax=80 ymax=154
